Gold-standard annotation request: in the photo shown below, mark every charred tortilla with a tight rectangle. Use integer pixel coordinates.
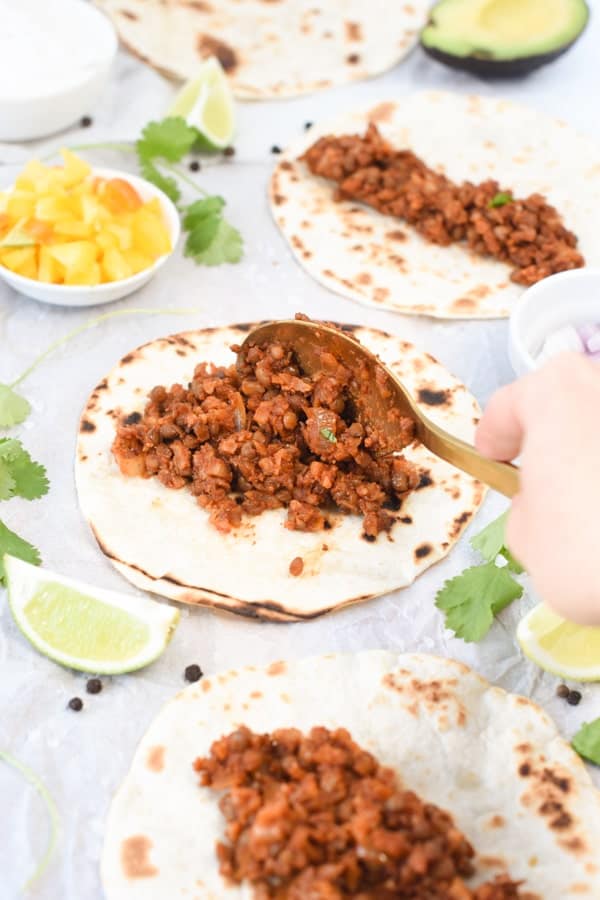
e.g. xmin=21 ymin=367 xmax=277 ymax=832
xmin=93 ymin=0 xmax=430 ymax=100
xmin=75 ymin=324 xmax=484 ymax=621
xmin=270 ymin=91 xmax=600 ymax=318
xmin=101 ymin=651 xmax=600 ymax=899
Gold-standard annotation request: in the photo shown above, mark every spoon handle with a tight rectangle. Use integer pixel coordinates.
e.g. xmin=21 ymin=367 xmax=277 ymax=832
xmin=418 ymin=419 xmax=520 ymax=498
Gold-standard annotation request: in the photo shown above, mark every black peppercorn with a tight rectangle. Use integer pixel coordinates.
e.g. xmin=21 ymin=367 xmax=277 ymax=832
xmin=271 ymin=145 xmax=282 ymax=155
xmin=184 ymin=664 xmax=203 ymax=683
xmin=81 ymin=116 xmax=93 ymax=128
xmin=86 ymin=678 xmax=103 ymax=695
xmin=189 ymin=160 xmax=201 ymax=172
xmin=68 ymin=697 xmax=83 ymax=711
xmin=556 ymin=684 xmax=570 ymax=699
xmin=223 ymin=146 xmax=235 ymax=157
xmin=304 ymin=122 xmax=313 ymax=130
xmin=567 ymin=690 xmax=582 ymax=706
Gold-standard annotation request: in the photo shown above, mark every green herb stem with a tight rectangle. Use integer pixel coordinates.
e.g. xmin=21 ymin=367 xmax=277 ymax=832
xmin=10 ymin=307 xmax=201 ymax=388
xmin=159 ymin=160 xmax=210 ymax=198
xmin=0 ymin=748 xmax=60 ymax=892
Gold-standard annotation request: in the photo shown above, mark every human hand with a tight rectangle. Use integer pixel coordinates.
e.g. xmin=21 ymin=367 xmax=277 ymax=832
xmin=475 ymin=352 xmax=600 ymax=626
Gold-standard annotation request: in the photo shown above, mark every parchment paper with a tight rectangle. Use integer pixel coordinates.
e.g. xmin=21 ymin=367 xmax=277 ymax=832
xmin=1 ymin=16 xmax=599 ymax=899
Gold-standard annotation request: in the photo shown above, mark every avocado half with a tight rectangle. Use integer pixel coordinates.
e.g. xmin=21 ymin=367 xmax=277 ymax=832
xmin=421 ymin=0 xmax=589 ymax=77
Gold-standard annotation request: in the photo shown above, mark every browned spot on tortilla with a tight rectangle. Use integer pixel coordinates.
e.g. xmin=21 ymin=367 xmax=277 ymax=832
xmin=291 ymin=234 xmax=305 ymax=252
xmin=452 ymin=297 xmax=476 ymax=312
xmin=415 ymin=471 xmax=433 ymax=490
xmin=487 ymin=814 xmax=505 ymax=829
xmin=387 ymin=229 xmax=406 ymax=241
xmin=289 ymin=556 xmax=304 ymax=577
xmin=146 ymin=745 xmax=165 ymax=773
xmin=196 ymin=34 xmax=238 ymax=71
xmin=281 ymin=692 xmax=291 ymax=703
xmin=273 ymin=193 xmax=286 ymax=206
xmin=120 ymin=9 xmax=138 ymax=19
xmin=250 ymin=691 xmax=262 ymax=699
xmin=586 ymin=863 xmax=598 ymax=874
xmin=468 ymin=284 xmax=491 ymax=300
xmin=280 ymin=161 xmax=293 ymax=172
xmin=560 ymin=837 xmax=586 ymax=854
xmin=95 ymin=378 xmax=108 ymax=391
xmin=373 ymin=287 xmax=390 ymax=302
xmin=267 ymin=660 xmax=286 ymax=676
xmin=121 ymin=836 xmax=158 ymax=879
xmin=322 ymin=268 xmax=335 ymax=278
xmin=384 ymin=674 xmax=466 ymax=725
xmin=415 ymin=543 xmax=432 ymax=560
xmin=569 ymin=883 xmax=591 ymax=893
xmin=369 ymin=102 xmax=396 ymax=124
xmin=519 ymin=763 xmax=532 ymax=777
xmin=418 ymin=387 xmax=449 ymax=407
xmin=201 ymin=678 xmax=211 ymax=692
xmin=80 ymin=418 xmax=95 ymax=433
xmin=185 ymin=0 xmax=214 ymax=9
xmin=357 ymin=272 xmax=372 ymax=285
xmin=300 ymin=220 xmax=311 ymax=229
xmin=387 ymin=253 xmax=405 ymax=269
xmin=345 ymin=21 xmax=362 ymax=41
xmin=450 ymin=509 xmax=472 ymax=538
xmin=480 ymin=855 xmax=506 ymax=869
xmin=346 ymin=53 xmax=361 ymax=64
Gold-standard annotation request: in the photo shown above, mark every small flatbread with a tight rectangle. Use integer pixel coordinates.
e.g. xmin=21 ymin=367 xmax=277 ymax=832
xmin=101 ymin=651 xmax=600 ymax=899
xmin=270 ymin=91 xmax=600 ymax=318
xmin=93 ymin=0 xmax=430 ymax=99
xmin=75 ymin=323 xmax=484 ymax=621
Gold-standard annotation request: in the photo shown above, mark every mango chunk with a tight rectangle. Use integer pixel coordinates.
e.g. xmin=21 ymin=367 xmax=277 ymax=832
xmin=38 ymin=246 xmax=65 ymax=284
xmin=0 ymin=246 xmax=38 ymax=279
xmin=131 ymin=207 xmax=171 ymax=257
xmin=102 ymin=248 xmax=132 ymax=282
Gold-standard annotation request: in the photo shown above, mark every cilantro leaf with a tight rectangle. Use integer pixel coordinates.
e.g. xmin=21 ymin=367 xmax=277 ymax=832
xmin=183 ymin=197 xmax=225 ymax=230
xmin=489 ymin=191 xmax=513 ymax=208
xmin=0 ymin=439 xmax=49 ymax=500
xmin=435 ymin=562 xmax=523 ymax=642
xmin=0 ymin=384 xmax=31 ymax=428
xmin=499 ymin=547 xmax=524 ymax=574
xmin=572 ymin=719 xmax=600 ymax=766
xmin=320 ymin=427 xmax=337 ymax=443
xmin=136 ymin=117 xmax=198 ymax=163
xmin=138 ymin=158 xmax=180 ymax=204
xmin=471 ymin=512 xmax=508 ymax=562
xmin=0 ymin=520 xmax=41 ymax=584
xmin=184 ymin=213 xmax=221 ymax=256
xmin=184 ymin=218 xmax=243 ymax=266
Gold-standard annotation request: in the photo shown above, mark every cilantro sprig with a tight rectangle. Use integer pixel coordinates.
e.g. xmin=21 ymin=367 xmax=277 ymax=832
xmin=0 ymin=441 xmax=47 ymax=582
xmin=435 ymin=512 xmax=524 ymax=642
xmin=489 ymin=191 xmax=513 ymax=209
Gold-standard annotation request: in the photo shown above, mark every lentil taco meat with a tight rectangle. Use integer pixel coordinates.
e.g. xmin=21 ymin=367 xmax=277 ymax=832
xmin=101 ymin=652 xmax=600 ymax=900
xmin=112 ymin=320 xmax=419 ymax=539
xmin=270 ymin=91 xmax=600 ymax=319
xmin=195 ymin=725 xmax=528 ymax=899
xmin=302 ymin=123 xmax=583 ymax=287
xmin=75 ymin=323 xmax=485 ymax=620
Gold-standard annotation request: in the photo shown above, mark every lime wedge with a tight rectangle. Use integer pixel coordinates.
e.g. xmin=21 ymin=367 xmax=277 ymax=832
xmin=517 ymin=602 xmax=600 ymax=682
xmin=4 ymin=554 xmax=179 ymax=674
xmin=168 ymin=57 xmax=235 ymax=151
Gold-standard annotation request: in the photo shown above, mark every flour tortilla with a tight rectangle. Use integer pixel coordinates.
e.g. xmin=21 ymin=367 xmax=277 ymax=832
xmin=270 ymin=91 xmax=600 ymax=319
xmin=101 ymin=651 xmax=600 ymax=899
xmin=93 ymin=0 xmax=429 ymax=99
xmin=75 ymin=324 xmax=484 ymax=622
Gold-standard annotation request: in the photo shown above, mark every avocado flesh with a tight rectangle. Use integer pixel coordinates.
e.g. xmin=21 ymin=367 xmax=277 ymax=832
xmin=422 ymin=0 xmax=589 ymax=72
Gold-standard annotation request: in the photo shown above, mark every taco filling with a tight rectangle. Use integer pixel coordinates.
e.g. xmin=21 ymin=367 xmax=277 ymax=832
xmin=112 ymin=329 xmax=419 ymax=537
xmin=195 ymin=725 xmax=528 ymax=899
xmin=302 ymin=123 xmax=584 ymax=286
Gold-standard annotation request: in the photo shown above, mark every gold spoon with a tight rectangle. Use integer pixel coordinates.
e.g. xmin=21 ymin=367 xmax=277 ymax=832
xmin=238 ymin=319 xmax=519 ymax=498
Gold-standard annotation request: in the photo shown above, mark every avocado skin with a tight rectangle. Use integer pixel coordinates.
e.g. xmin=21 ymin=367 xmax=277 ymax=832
xmin=421 ymin=36 xmax=585 ymax=78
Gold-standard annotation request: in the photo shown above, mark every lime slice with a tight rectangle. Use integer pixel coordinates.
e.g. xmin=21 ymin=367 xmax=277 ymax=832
xmin=517 ymin=602 xmax=600 ymax=682
xmin=169 ymin=57 xmax=235 ymax=151
xmin=4 ymin=554 xmax=179 ymax=674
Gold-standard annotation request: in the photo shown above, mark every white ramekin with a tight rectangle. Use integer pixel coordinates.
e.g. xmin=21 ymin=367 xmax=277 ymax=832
xmin=0 ymin=167 xmax=180 ymax=307
xmin=509 ymin=268 xmax=600 ymax=376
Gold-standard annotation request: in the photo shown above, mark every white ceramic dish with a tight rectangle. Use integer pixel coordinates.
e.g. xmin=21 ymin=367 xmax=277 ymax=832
xmin=0 ymin=0 xmax=117 ymax=142
xmin=0 ymin=167 xmax=180 ymax=307
xmin=509 ymin=268 xmax=600 ymax=376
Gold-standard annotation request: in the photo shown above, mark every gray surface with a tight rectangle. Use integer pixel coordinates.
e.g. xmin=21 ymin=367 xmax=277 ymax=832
xmin=1 ymin=10 xmax=600 ymax=899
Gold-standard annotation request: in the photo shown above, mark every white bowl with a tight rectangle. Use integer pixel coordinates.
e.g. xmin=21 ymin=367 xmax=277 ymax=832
xmin=509 ymin=268 xmax=600 ymax=376
xmin=0 ymin=167 xmax=180 ymax=307
xmin=0 ymin=0 xmax=117 ymax=142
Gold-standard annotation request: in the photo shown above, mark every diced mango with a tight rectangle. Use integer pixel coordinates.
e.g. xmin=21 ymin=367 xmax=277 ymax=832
xmin=59 ymin=148 xmax=91 ymax=188
xmin=123 ymin=248 xmax=154 ymax=275
xmin=0 ymin=246 xmax=38 ymax=279
xmin=0 ymin=151 xmax=170 ymax=284
xmin=48 ymin=241 xmax=98 ymax=270
xmin=131 ymin=207 xmax=171 ymax=257
xmin=64 ymin=262 xmax=101 ymax=286
xmin=7 ymin=192 xmax=36 ymax=219
xmin=101 ymin=248 xmax=132 ymax=282
xmin=53 ymin=220 xmax=93 ymax=239
xmin=38 ymin=246 xmax=65 ymax=284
